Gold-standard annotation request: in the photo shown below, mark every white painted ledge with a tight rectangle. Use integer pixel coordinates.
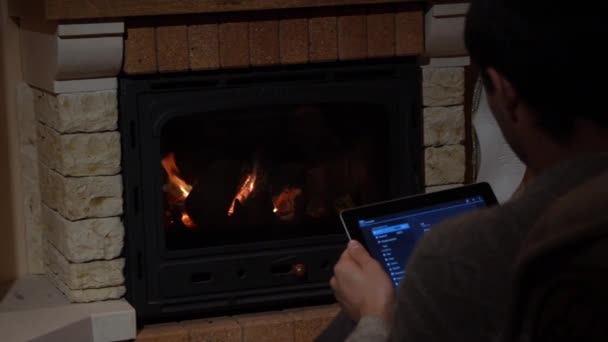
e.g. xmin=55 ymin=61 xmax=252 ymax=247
xmin=20 ymin=20 xmax=124 ymax=94
xmin=0 ymin=276 xmax=136 ymax=342
xmin=422 ymin=56 xmax=471 ymax=68
xmin=425 ymin=2 xmax=470 ymax=57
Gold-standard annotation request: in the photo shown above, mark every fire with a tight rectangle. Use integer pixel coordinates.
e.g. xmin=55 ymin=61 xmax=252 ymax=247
xmin=161 ymin=153 xmax=192 ymax=200
xmin=162 ymin=153 xmax=196 ymax=229
xmin=272 ymin=188 xmax=303 ymax=221
xmin=228 ymin=173 xmax=257 ymax=216
xmin=181 ymin=212 xmax=196 ymax=228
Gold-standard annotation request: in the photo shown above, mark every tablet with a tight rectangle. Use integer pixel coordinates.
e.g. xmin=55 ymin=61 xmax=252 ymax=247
xmin=340 ymin=182 xmax=498 ymax=287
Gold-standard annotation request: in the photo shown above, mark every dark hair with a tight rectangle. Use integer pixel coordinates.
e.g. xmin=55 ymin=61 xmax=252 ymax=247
xmin=465 ymin=1 xmax=608 ymax=142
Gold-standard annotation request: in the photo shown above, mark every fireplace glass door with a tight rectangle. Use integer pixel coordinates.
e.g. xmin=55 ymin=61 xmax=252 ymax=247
xmin=120 ymin=61 xmax=422 ymax=322
xmin=162 ymin=103 xmax=390 ymax=250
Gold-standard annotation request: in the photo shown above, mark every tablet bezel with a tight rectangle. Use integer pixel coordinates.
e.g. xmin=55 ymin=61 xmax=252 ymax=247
xmin=339 ymin=182 xmax=498 ymax=245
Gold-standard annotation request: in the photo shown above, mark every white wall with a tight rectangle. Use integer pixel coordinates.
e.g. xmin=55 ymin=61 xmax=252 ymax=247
xmin=473 ymin=86 xmax=526 ymax=203
xmin=0 ymin=0 xmax=27 ymax=283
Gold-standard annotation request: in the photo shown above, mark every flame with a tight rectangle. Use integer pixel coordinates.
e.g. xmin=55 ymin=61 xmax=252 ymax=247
xmin=161 ymin=153 xmax=192 ymax=200
xmin=228 ymin=173 xmax=257 ymax=216
xmin=181 ymin=212 xmax=196 ymax=228
xmin=162 ymin=153 xmax=196 ymax=229
xmin=272 ymin=188 xmax=302 ymax=221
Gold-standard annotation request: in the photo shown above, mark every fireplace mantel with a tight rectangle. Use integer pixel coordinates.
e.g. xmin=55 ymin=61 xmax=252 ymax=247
xmin=10 ymin=0 xmax=427 ymax=20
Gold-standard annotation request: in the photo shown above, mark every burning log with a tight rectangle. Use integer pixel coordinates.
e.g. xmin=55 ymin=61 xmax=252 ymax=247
xmin=185 ymin=160 xmax=242 ymax=227
xmin=162 ymin=153 xmax=197 ymax=229
xmin=161 ymin=152 xmax=193 ymax=205
xmin=228 ymin=173 xmax=257 ymax=216
xmin=229 ymin=190 xmax=276 ymax=225
xmin=272 ymin=188 xmax=304 ymax=222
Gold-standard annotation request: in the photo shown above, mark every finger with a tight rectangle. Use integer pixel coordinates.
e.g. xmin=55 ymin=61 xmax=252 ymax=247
xmin=329 ymin=276 xmax=337 ymax=290
xmin=338 ymin=247 xmax=350 ymax=262
xmin=333 ymin=254 xmax=358 ymax=278
xmin=334 ymin=248 xmax=350 ymax=274
xmin=347 ymin=240 xmax=374 ymax=267
xmin=330 ymin=276 xmax=345 ymax=303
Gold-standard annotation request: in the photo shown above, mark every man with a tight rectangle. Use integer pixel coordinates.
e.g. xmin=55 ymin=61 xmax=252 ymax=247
xmin=321 ymin=1 xmax=608 ymax=341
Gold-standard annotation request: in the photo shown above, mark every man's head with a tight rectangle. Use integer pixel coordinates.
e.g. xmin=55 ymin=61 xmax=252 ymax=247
xmin=465 ymin=1 xmax=608 ymax=167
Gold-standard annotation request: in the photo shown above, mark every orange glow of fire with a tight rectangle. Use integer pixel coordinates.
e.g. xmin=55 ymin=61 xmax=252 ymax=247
xmin=162 ymin=152 xmax=196 ymax=229
xmin=272 ymin=188 xmax=302 ymax=220
xmin=228 ymin=173 xmax=257 ymax=216
xmin=161 ymin=153 xmax=192 ymax=200
xmin=181 ymin=212 xmax=197 ymax=228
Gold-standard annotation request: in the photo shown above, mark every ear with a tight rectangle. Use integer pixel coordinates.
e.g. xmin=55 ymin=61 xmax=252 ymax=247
xmin=485 ymin=67 xmax=521 ymax=122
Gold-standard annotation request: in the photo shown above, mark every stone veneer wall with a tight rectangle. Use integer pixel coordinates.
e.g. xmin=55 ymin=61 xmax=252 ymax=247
xmin=15 ymin=3 xmax=469 ymax=305
xmin=31 ymin=88 xmax=126 ymax=302
xmin=422 ymin=66 xmax=467 ymax=192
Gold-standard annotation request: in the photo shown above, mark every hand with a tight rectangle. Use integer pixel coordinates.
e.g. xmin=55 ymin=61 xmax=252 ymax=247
xmin=330 ymin=240 xmax=396 ymax=323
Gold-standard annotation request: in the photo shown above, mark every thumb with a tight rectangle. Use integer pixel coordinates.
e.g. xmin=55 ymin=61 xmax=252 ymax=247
xmin=347 ymin=240 xmax=373 ymax=267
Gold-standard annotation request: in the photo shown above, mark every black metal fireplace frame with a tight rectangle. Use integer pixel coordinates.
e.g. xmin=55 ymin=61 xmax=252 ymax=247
xmin=119 ymin=59 xmax=423 ymax=324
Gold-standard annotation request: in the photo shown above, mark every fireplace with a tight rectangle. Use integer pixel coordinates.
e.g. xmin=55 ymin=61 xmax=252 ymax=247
xmin=7 ymin=0 xmax=473 ymax=338
xmin=120 ymin=60 xmax=422 ymax=322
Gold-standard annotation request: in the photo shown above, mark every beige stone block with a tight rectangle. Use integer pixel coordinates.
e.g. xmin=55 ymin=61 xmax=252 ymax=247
xmin=424 ymin=106 xmax=465 ymax=146
xmin=37 ymin=123 xmax=121 ymax=176
xmin=425 ymin=145 xmax=466 ymax=186
xmin=185 ymin=317 xmax=242 ymax=342
xmin=39 ymin=165 xmax=122 ymax=220
xmin=286 ymin=305 xmax=340 ymax=342
xmin=426 ymin=183 xmax=465 ymax=193
xmin=237 ymin=311 xmax=294 ymax=342
xmin=42 ymin=205 xmax=123 ymax=263
xmin=23 ymin=178 xmax=44 ymax=274
xmin=45 ymin=265 xmax=126 ymax=303
xmin=33 ymin=89 xmax=118 ymax=133
xmin=423 ymin=67 xmax=465 ymax=107
xmin=45 ymin=242 xmax=125 ymax=290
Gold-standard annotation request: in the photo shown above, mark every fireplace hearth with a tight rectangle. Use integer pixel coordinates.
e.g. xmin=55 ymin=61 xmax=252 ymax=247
xmin=120 ymin=60 xmax=422 ymax=323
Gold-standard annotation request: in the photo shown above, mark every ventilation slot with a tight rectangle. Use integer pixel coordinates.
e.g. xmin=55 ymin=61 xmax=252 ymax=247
xmin=191 ymin=272 xmax=213 ymax=284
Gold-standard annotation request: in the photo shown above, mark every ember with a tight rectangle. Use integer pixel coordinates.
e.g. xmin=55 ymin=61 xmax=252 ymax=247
xmin=228 ymin=173 xmax=257 ymax=216
xmin=181 ymin=212 xmax=196 ymax=228
xmin=272 ymin=188 xmax=303 ymax=221
xmin=162 ymin=152 xmax=196 ymax=229
xmin=161 ymin=152 xmax=192 ymax=201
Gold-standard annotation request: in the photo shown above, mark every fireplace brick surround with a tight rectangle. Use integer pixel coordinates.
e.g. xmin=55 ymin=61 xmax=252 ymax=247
xmin=8 ymin=0 xmax=472 ymax=339
xmin=122 ymin=4 xmax=424 ymax=74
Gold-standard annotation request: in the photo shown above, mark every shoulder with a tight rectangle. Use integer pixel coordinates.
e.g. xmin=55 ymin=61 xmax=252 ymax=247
xmin=396 ymin=206 xmax=515 ymax=310
xmin=411 ymin=206 xmax=512 ymax=261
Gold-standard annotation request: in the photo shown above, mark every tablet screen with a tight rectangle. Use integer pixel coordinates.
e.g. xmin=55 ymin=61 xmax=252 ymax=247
xmin=357 ymin=196 xmax=487 ymax=287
